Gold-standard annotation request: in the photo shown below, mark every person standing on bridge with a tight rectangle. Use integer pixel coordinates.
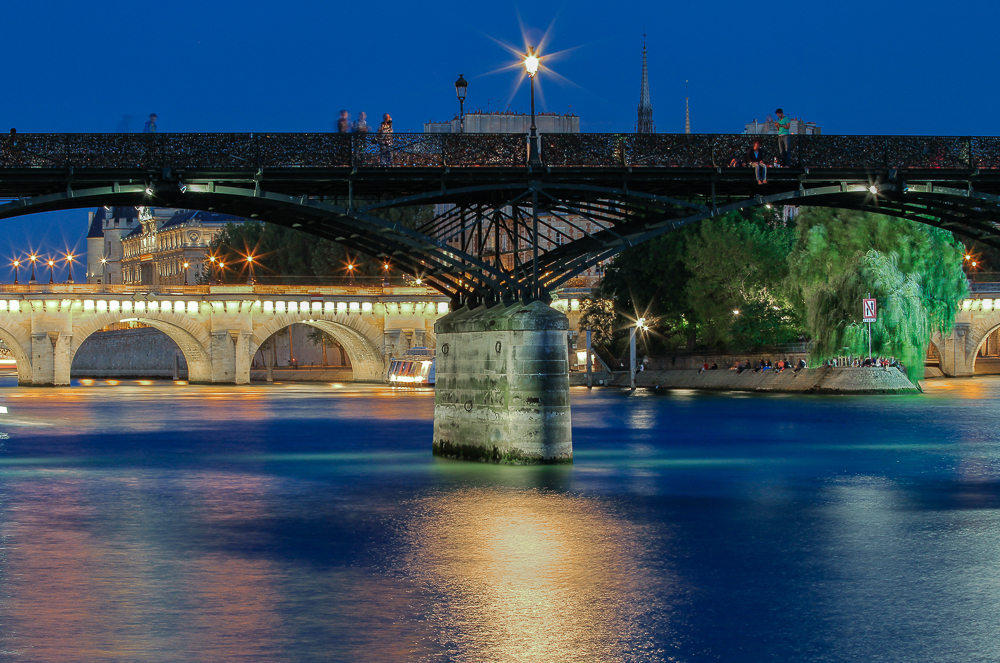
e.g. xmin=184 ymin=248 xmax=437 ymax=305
xmin=775 ymin=108 xmax=791 ymax=166
xmin=353 ymin=111 xmax=369 ymax=134
xmin=337 ymin=110 xmax=351 ymax=133
xmin=377 ymin=114 xmax=393 ymax=165
xmin=143 ymin=113 xmax=158 ymax=133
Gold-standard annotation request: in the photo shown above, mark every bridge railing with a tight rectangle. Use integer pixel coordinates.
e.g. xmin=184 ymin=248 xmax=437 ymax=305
xmin=2 ymin=132 xmax=1000 ymax=170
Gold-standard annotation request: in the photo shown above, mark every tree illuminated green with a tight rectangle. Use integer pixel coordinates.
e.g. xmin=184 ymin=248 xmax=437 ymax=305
xmin=788 ymin=209 xmax=968 ymax=380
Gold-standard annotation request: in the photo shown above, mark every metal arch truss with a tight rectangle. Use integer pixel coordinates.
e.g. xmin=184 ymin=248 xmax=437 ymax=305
xmin=3 ymin=177 xmax=1000 ymax=304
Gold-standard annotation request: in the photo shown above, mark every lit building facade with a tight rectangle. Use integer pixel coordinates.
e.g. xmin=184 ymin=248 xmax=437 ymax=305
xmin=119 ymin=209 xmax=241 ymax=286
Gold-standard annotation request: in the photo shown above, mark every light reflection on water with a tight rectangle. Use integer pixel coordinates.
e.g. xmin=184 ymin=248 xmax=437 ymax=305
xmin=1 ymin=378 xmax=1000 ymax=660
xmin=402 ymin=488 xmax=671 ymax=662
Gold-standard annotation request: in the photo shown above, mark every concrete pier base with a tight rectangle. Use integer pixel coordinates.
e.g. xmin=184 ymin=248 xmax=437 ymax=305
xmin=432 ymin=301 xmax=572 ymax=464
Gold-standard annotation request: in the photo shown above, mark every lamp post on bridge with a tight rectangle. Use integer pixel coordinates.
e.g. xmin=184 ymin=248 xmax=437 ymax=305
xmin=245 ymin=255 xmax=255 ymax=286
xmin=183 ymin=261 xmax=190 ymax=286
xmin=47 ymin=258 xmax=55 ymax=285
xmin=455 ymin=74 xmax=468 ymax=133
xmin=64 ymin=253 xmax=76 ymax=284
xmin=11 ymin=259 xmax=19 ymax=285
xmin=101 ymin=257 xmax=107 ymax=290
xmin=347 ymin=262 xmax=354 ymax=285
xmin=523 ymin=47 xmax=542 ymax=300
xmin=523 ymin=47 xmax=541 ymax=167
xmin=28 ymin=254 xmax=37 ymax=284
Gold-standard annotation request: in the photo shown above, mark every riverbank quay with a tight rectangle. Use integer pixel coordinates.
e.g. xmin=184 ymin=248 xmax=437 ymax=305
xmin=570 ymin=365 xmax=919 ymax=394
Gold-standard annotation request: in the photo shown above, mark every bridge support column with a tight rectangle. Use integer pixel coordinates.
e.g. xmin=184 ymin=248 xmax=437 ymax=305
xmin=939 ymin=323 xmax=974 ymax=377
xmin=433 ymin=301 xmax=572 ymax=465
xmin=30 ymin=331 xmax=72 ymax=386
xmin=204 ymin=330 xmax=251 ymax=384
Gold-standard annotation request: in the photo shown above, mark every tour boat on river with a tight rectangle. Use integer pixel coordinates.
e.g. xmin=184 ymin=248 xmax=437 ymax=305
xmin=386 ymin=347 xmax=435 ymax=386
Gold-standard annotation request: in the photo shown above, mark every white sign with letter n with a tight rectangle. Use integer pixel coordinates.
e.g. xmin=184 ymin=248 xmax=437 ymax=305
xmin=863 ymin=298 xmax=877 ymax=323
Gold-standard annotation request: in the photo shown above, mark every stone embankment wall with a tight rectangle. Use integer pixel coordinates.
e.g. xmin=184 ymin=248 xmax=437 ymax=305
xmin=71 ymin=328 xmax=188 ymax=378
xmin=571 ymin=366 xmax=918 ymax=394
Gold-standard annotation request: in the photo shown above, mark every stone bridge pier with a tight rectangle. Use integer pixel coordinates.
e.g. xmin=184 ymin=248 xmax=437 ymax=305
xmin=0 ymin=287 xmax=447 ymax=386
xmin=433 ymin=301 xmax=573 ymax=465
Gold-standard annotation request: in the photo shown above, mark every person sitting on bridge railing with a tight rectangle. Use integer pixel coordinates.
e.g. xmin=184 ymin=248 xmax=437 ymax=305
xmin=746 ymin=140 xmax=768 ymax=185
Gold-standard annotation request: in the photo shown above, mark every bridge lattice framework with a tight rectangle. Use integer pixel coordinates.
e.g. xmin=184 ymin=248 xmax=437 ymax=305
xmin=2 ymin=132 xmax=1000 ymax=305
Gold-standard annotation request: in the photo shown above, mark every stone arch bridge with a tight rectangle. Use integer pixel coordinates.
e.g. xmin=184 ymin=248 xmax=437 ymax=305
xmin=0 ymin=284 xmax=449 ymax=386
xmin=933 ymin=285 xmax=1000 ymax=377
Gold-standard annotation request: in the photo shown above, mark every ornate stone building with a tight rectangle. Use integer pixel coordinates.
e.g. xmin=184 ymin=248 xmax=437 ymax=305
xmin=119 ymin=209 xmax=242 ymax=286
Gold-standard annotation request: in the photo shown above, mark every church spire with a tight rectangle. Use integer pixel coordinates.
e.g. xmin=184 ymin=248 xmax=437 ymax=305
xmin=636 ymin=35 xmax=654 ymax=134
xmin=685 ymin=80 xmax=691 ymax=134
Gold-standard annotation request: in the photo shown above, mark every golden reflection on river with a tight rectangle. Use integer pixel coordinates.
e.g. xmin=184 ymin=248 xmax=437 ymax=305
xmin=404 ymin=487 xmax=671 ymax=663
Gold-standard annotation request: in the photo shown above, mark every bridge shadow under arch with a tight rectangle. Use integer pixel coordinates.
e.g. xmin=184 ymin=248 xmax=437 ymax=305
xmin=251 ymin=314 xmax=386 ymax=383
xmin=69 ymin=312 xmax=213 ymax=383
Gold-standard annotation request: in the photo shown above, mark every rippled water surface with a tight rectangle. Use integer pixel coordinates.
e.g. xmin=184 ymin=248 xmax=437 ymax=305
xmin=1 ymin=378 xmax=1000 ymax=662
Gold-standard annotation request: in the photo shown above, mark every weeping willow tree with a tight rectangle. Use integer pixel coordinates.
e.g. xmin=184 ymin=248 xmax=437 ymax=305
xmin=789 ymin=209 xmax=968 ymax=381
xmin=805 ymin=250 xmax=967 ymax=381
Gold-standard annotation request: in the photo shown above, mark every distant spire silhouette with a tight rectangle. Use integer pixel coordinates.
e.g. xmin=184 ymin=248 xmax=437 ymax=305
xmin=636 ymin=35 xmax=654 ymax=134
xmin=685 ymin=80 xmax=691 ymax=134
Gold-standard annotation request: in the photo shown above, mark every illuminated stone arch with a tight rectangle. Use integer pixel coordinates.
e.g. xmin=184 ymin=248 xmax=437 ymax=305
xmin=0 ymin=315 xmax=34 ymax=385
xmin=250 ymin=313 xmax=385 ymax=383
xmin=70 ymin=311 xmax=213 ymax=382
xmin=965 ymin=313 xmax=1000 ymax=368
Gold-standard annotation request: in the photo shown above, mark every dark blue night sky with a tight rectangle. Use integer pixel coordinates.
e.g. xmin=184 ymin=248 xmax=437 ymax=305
xmin=1 ymin=0 xmax=996 ymax=279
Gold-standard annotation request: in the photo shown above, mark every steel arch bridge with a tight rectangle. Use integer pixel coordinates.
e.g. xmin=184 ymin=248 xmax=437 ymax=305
xmin=2 ymin=132 xmax=1000 ymax=305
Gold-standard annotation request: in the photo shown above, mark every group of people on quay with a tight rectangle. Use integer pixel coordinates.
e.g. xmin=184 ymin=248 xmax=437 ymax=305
xmin=728 ymin=358 xmax=808 ymax=374
xmin=825 ymin=356 xmax=902 ymax=370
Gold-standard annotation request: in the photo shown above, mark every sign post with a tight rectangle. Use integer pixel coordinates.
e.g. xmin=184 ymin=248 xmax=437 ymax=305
xmin=863 ymin=295 xmax=877 ymax=360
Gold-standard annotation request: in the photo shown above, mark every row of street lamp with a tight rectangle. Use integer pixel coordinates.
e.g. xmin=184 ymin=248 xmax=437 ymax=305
xmin=7 ymin=252 xmax=406 ymax=286
xmin=11 ymin=253 xmax=77 ymax=284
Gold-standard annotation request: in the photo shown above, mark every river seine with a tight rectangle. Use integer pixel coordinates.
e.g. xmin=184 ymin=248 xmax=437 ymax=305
xmin=0 ymin=377 xmax=998 ymax=662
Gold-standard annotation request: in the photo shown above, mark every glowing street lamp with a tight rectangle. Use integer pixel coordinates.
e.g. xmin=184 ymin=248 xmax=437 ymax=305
xmin=383 ymin=261 xmax=390 ymax=286
xmin=100 ymin=257 xmax=108 ymax=288
xmin=28 ymin=253 xmax=38 ymax=284
xmin=64 ymin=253 xmax=76 ymax=284
xmin=455 ymin=74 xmax=468 ymax=133
xmin=182 ymin=261 xmax=190 ymax=286
xmin=347 ymin=262 xmax=355 ymax=285
xmin=523 ymin=46 xmax=541 ymax=167
xmin=245 ymin=255 xmax=255 ymax=285
xmin=207 ymin=255 xmax=219 ymax=285
xmin=12 ymin=259 xmax=20 ymax=285
xmin=47 ymin=258 xmax=55 ymax=284
xmin=630 ymin=317 xmax=648 ymax=389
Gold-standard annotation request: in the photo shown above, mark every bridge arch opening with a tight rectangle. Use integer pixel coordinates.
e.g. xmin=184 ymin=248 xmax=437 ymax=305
xmin=69 ymin=314 xmax=213 ymax=384
xmin=972 ymin=323 xmax=1000 ymax=375
xmin=0 ymin=326 xmax=33 ymax=385
xmin=251 ymin=316 xmax=385 ymax=383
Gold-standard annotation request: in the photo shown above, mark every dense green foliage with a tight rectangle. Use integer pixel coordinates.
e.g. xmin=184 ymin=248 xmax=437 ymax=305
xmin=599 ymin=208 xmax=801 ymax=354
xmin=786 ymin=209 xmax=968 ymax=380
xmin=598 ymin=207 xmax=969 ymax=377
